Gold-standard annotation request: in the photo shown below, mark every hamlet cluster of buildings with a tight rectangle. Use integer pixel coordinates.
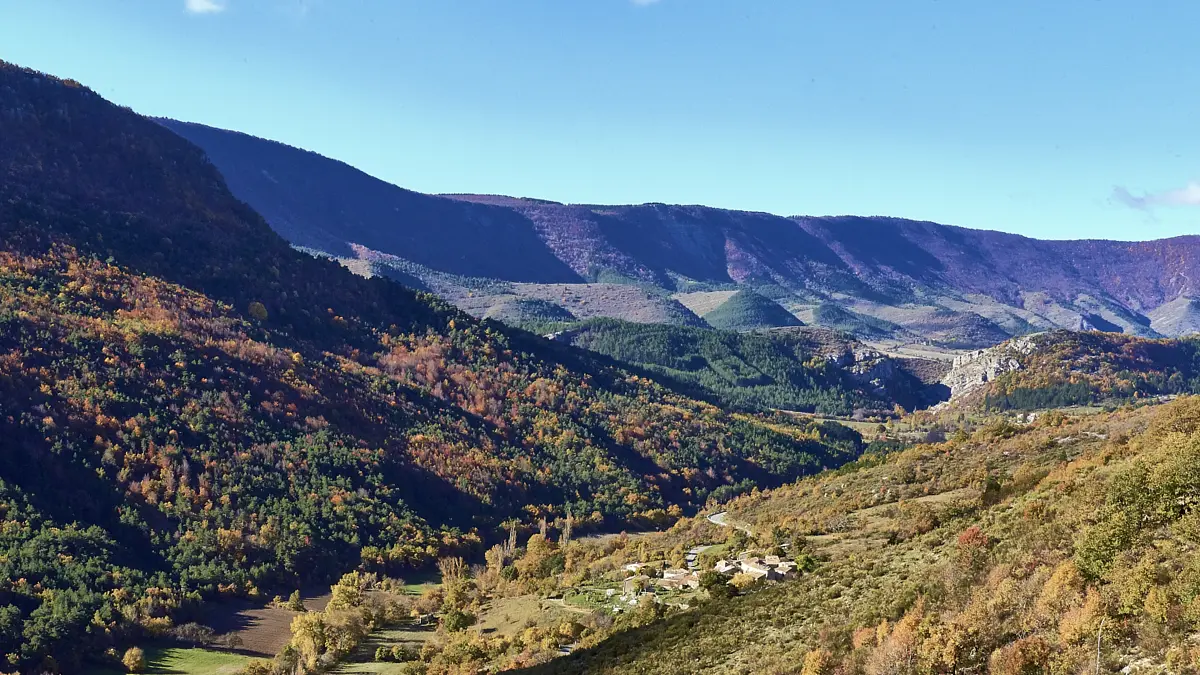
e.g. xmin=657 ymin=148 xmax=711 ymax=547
xmin=713 ymin=553 xmax=799 ymax=581
xmin=617 ymin=551 xmax=799 ymax=601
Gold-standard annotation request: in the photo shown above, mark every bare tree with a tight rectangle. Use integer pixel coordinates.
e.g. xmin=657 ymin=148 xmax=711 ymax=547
xmin=437 ymin=556 xmax=467 ymax=586
xmin=505 ymin=519 xmax=518 ymax=559
xmin=562 ymin=509 xmax=573 ymax=547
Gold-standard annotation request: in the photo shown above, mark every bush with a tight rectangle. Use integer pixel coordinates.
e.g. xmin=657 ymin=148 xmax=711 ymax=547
xmin=374 ymin=644 xmax=418 ymax=663
xmin=440 ymin=608 xmax=476 ymax=632
xmin=955 ymin=526 xmax=992 ymax=570
xmin=248 ymin=301 xmax=268 ymax=321
xmin=988 ymin=636 xmax=1053 ymax=675
xmin=391 ymin=645 xmax=417 ymax=661
xmin=729 ymin=573 xmax=758 ymax=591
xmin=801 ymin=648 xmax=834 ymax=675
xmin=235 ymin=661 xmax=274 ymax=675
xmin=122 ymin=647 xmax=146 ymax=673
xmin=170 ymin=622 xmax=215 ymax=645
xmin=287 ymin=590 xmax=306 ymax=612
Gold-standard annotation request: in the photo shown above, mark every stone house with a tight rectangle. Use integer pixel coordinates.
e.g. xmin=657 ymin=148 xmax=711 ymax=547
xmin=623 ymin=574 xmax=651 ymax=595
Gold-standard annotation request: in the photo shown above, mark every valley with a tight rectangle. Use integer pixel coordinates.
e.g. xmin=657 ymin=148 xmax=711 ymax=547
xmin=3 ymin=54 xmax=1200 ymax=675
xmin=0 ymin=62 xmax=860 ymax=674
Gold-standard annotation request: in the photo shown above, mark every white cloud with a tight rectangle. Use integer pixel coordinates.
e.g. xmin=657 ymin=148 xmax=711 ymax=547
xmin=185 ymin=0 xmax=226 ymax=14
xmin=1114 ymin=181 xmax=1200 ymax=210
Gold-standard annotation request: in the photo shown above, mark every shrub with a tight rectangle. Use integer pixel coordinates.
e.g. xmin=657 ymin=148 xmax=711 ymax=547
xmin=287 ymin=590 xmax=306 ymax=612
xmin=122 ymin=647 xmax=146 ymax=673
xmin=955 ymin=526 xmax=991 ymax=570
xmin=235 ymin=661 xmax=274 ymax=675
xmin=248 ymin=301 xmax=268 ymax=321
xmin=170 ymin=622 xmax=215 ymax=645
xmin=440 ymin=608 xmax=476 ymax=632
xmin=801 ymin=648 xmax=834 ymax=675
xmin=988 ymin=636 xmax=1053 ymax=675
xmin=729 ymin=573 xmax=758 ymax=591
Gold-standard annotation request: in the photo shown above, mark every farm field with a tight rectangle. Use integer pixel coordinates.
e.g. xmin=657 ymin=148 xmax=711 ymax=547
xmin=201 ymin=593 xmax=332 ymax=657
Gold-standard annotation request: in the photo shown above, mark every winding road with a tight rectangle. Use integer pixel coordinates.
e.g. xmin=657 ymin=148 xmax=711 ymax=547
xmin=706 ymin=511 xmax=753 ymax=534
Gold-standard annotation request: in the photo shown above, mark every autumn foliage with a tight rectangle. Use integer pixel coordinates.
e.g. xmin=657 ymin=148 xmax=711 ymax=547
xmin=0 ymin=61 xmax=862 ymax=672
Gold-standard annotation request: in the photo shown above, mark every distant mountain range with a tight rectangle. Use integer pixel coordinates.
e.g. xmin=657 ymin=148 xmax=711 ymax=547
xmin=162 ymin=120 xmax=1200 ymax=348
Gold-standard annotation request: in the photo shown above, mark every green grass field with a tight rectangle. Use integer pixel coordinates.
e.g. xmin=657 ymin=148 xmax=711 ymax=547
xmin=86 ymin=646 xmax=253 ymax=675
xmin=392 ymin=570 xmax=442 ymax=596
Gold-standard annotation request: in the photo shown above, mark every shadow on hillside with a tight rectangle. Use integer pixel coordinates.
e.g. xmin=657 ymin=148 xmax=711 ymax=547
xmin=0 ymin=415 xmax=164 ymax=572
xmin=160 ymin=119 xmax=585 ymax=285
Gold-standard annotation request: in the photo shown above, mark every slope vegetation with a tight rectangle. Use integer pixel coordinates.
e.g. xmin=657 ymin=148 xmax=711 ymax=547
xmin=517 ymin=398 xmax=1200 ymax=674
xmin=811 ymin=303 xmax=903 ymax=340
xmin=563 ymin=319 xmax=939 ymax=414
xmin=938 ymin=330 xmax=1200 ymax=410
xmin=1148 ymin=296 xmax=1200 ymax=336
xmin=701 ymin=289 xmax=802 ymax=331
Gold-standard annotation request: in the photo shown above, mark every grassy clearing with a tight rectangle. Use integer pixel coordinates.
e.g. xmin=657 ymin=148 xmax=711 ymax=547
xmin=474 ymin=595 xmax=546 ymax=637
xmin=671 ymin=290 xmax=740 ymax=317
xmin=87 ymin=646 xmax=251 ymax=675
xmin=335 ymin=654 xmax=424 ymax=675
xmin=397 ymin=581 xmax=440 ymax=596
xmin=335 ymin=662 xmax=414 ymax=675
xmin=776 ymin=411 xmax=888 ymax=436
xmin=563 ymin=586 xmax=614 ymax=610
xmin=332 ymin=593 xmax=571 ymax=674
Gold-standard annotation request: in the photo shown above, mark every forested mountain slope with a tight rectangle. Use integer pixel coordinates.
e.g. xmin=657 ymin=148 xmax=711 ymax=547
xmin=0 ymin=62 xmax=860 ymax=672
xmin=559 ymin=319 xmax=944 ymax=415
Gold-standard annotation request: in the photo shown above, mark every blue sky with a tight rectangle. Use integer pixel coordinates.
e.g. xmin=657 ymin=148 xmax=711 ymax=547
xmin=2 ymin=0 xmax=1197 ymax=240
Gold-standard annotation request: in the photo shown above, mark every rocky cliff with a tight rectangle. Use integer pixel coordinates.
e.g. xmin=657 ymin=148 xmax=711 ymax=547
xmin=941 ymin=335 xmax=1041 ymax=399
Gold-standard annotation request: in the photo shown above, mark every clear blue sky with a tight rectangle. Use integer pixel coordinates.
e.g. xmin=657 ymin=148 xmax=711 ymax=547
xmin=2 ymin=1 xmax=1198 ymax=240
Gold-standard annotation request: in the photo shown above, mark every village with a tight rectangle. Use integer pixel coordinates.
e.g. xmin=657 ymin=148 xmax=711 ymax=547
xmin=608 ymin=544 xmax=803 ymax=611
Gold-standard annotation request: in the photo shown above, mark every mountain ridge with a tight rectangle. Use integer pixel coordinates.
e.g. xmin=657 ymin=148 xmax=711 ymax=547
xmin=161 ymin=120 xmax=1200 ymax=347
